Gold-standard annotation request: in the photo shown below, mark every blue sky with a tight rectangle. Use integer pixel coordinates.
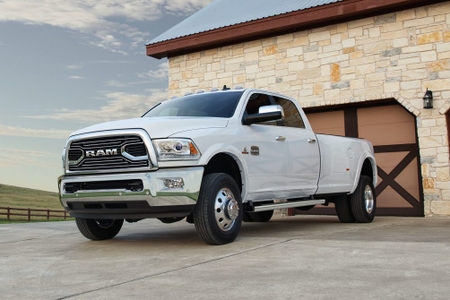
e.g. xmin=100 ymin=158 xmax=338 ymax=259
xmin=0 ymin=0 xmax=213 ymax=192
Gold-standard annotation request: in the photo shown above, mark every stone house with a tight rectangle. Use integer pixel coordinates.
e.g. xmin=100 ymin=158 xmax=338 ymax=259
xmin=146 ymin=0 xmax=450 ymax=216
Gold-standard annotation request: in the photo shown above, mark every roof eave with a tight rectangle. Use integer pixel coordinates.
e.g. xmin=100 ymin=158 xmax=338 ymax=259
xmin=146 ymin=0 xmax=447 ymax=59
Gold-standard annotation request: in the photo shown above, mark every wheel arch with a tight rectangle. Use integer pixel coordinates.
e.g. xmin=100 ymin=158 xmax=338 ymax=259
xmin=203 ymin=153 xmax=244 ymax=193
xmin=350 ymin=156 xmax=377 ymax=194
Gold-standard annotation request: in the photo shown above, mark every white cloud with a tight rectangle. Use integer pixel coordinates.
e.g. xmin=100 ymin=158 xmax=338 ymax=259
xmin=66 ymin=64 xmax=83 ymax=70
xmin=69 ymin=76 xmax=85 ymax=80
xmin=138 ymin=61 xmax=168 ymax=79
xmin=0 ymin=0 xmax=213 ymax=53
xmin=0 ymin=148 xmax=60 ymax=169
xmin=0 ymin=124 xmax=72 ymax=139
xmin=28 ymin=89 xmax=168 ymax=123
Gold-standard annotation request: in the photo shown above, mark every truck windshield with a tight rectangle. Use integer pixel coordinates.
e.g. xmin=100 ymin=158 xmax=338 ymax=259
xmin=143 ymin=91 xmax=244 ymax=118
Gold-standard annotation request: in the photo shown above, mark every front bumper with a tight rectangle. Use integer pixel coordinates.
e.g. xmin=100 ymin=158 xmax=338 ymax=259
xmin=58 ymin=167 xmax=203 ymax=219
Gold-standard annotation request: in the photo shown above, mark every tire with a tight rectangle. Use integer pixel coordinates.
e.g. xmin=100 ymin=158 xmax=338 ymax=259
xmin=75 ymin=218 xmax=124 ymax=240
xmin=248 ymin=210 xmax=273 ymax=222
xmin=194 ymin=173 xmax=242 ymax=245
xmin=350 ymin=175 xmax=376 ymax=223
xmin=334 ymin=195 xmax=355 ymax=223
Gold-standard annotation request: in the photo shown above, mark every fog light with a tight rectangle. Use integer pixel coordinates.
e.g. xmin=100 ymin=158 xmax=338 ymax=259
xmin=161 ymin=178 xmax=184 ymax=189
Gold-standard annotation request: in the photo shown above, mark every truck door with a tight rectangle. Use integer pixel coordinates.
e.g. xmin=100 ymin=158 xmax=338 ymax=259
xmin=273 ymin=96 xmax=320 ymax=198
xmin=237 ymin=92 xmax=290 ymax=201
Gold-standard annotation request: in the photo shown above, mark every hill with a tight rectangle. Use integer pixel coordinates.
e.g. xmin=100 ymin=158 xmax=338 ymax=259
xmin=0 ymin=184 xmax=62 ymax=210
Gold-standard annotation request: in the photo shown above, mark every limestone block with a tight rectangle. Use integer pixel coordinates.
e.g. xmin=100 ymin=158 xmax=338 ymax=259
xmin=441 ymin=190 xmax=450 ymax=201
xmin=430 ymin=201 xmax=450 ymax=215
xmin=437 ymin=153 xmax=448 ymax=163
xmin=418 ymin=127 xmax=432 ymax=137
xmin=288 ymin=61 xmax=305 ymax=72
xmin=309 ymin=30 xmax=331 ymax=42
xmin=403 ymin=17 xmax=434 ymax=28
xmin=418 ymin=32 xmax=443 ymax=45
xmin=396 ymin=9 xmax=416 ymax=21
xmin=331 ymin=63 xmax=341 ymax=82
xmin=420 ymin=135 xmax=443 ymax=148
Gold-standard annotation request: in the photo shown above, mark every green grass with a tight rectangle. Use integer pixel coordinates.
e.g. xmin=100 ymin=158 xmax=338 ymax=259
xmin=0 ymin=184 xmax=62 ymax=210
xmin=0 ymin=184 xmax=70 ymax=222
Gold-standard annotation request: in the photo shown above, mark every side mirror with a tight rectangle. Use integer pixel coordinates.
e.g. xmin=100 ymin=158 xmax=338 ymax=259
xmin=243 ymin=105 xmax=284 ymax=125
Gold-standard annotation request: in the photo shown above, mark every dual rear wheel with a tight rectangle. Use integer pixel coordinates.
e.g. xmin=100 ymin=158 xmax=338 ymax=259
xmin=334 ymin=175 xmax=376 ymax=223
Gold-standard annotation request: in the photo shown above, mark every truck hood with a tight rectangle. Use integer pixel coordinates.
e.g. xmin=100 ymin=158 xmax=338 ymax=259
xmin=70 ymin=117 xmax=229 ymax=139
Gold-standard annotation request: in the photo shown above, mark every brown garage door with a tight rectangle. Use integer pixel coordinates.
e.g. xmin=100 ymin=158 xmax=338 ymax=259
xmin=302 ymin=100 xmax=423 ymax=216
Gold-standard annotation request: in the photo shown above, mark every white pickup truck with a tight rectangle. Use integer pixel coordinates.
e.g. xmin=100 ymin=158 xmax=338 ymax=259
xmin=58 ymin=87 xmax=377 ymax=245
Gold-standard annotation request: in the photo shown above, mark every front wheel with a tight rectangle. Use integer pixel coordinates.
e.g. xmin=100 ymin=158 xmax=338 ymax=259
xmin=194 ymin=173 xmax=242 ymax=245
xmin=350 ymin=175 xmax=376 ymax=223
xmin=75 ymin=218 xmax=124 ymax=240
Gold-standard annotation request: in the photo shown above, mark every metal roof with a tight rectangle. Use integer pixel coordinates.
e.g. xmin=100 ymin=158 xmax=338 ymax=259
xmin=147 ymin=0 xmax=342 ymax=45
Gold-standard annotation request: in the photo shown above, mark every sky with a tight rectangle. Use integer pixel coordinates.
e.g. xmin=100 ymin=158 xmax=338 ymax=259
xmin=0 ymin=0 xmax=213 ymax=192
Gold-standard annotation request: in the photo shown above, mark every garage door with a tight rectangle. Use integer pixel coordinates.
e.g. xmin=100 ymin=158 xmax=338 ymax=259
xmin=300 ymin=100 xmax=423 ymax=216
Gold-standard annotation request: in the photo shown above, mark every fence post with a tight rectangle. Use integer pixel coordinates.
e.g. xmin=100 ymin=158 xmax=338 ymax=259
xmin=28 ymin=208 xmax=31 ymax=222
xmin=7 ymin=207 xmax=10 ymax=221
xmin=47 ymin=209 xmax=50 ymax=221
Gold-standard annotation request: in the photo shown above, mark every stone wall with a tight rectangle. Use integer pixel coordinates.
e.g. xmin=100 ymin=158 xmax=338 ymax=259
xmin=168 ymin=2 xmax=450 ymax=216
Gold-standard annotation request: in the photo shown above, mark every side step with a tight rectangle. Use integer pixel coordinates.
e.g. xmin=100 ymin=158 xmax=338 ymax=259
xmin=248 ymin=199 xmax=326 ymax=213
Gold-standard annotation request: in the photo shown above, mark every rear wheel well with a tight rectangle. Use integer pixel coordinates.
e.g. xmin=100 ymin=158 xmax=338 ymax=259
xmin=204 ymin=153 xmax=242 ymax=192
xmin=361 ymin=159 xmax=374 ymax=181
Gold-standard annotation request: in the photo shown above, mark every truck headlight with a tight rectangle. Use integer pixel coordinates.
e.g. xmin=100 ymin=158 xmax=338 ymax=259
xmin=152 ymin=139 xmax=201 ymax=161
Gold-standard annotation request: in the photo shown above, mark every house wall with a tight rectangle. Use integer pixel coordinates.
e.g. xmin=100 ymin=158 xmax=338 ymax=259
xmin=168 ymin=2 xmax=450 ymax=216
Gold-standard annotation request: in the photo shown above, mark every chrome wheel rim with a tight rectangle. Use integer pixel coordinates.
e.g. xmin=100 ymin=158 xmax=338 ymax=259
xmin=96 ymin=219 xmax=114 ymax=229
xmin=364 ymin=185 xmax=374 ymax=214
xmin=214 ymin=188 xmax=239 ymax=231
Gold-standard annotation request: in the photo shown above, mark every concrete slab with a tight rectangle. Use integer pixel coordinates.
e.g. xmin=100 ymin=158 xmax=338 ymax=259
xmin=1 ymin=216 xmax=450 ymax=299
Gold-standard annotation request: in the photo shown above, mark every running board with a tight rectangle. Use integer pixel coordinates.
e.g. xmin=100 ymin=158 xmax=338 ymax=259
xmin=249 ymin=199 xmax=326 ymax=213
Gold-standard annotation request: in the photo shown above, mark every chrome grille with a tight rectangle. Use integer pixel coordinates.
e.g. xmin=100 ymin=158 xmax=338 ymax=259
xmin=68 ymin=135 xmax=149 ymax=172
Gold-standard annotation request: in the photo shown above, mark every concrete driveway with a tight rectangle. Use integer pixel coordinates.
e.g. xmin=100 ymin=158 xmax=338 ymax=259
xmin=1 ymin=215 xmax=450 ymax=300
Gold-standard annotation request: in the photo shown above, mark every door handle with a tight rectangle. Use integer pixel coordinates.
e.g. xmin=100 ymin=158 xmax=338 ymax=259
xmin=276 ymin=136 xmax=286 ymax=141
xmin=308 ymin=138 xmax=317 ymax=143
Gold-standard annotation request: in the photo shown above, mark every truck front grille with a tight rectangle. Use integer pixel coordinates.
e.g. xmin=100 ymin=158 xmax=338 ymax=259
xmin=68 ymin=135 xmax=150 ymax=172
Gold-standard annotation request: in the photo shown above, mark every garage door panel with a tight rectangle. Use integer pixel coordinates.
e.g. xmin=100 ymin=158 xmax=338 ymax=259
xmin=378 ymin=187 xmax=415 ymax=208
xmin=359 ymin=123 xmax=415 ymax=145
xmin=358 ymin=105 xmax=413 ymax=125
xmin=307 ymin=110 xmax=345 ymax=135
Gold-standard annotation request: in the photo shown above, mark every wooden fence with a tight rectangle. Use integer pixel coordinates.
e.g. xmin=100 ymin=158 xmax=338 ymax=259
xmin=0 ymin=207 xmax=71 ymax=222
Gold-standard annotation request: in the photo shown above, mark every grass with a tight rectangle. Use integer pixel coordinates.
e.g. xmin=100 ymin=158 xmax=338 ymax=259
xmin=0 ymin=184 xmax=70 ymax=222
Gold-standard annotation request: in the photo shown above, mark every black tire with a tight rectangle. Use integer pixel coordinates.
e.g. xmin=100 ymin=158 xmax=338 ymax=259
xmin=248 ymin=210 xmax=273 ymax=222
xmin=75 ymin=218 xmax=124 ymax=240
xmin=194 ymin=173 xmax=242 ymax=245
xmin=350 ymin=175 xmax=376 ymax=223
xmin=334 ymin=195 xmax=356 ymax=223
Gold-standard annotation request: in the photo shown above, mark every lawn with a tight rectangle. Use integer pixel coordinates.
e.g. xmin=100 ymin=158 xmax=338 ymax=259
xmin=0 ymin=184 xmax=69 ymax=222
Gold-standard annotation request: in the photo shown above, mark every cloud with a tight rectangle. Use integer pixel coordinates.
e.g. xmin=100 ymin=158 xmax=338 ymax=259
xmin=0 ymin=148 xmax=60 ymax=168
xmin=0 ymin=0 xmax=213 ymax=53
xmin=138 ymin=61 xmax=168 ymax=79
xmin=66 ymin=64 xmax=83 ymax=70
xmin=28 ymin=89 xmax=168 ymax=123
xmin=69 ymin=76 xmax=85 ymax=80
xmin=0 ymin=124 xmax=72 ymax=139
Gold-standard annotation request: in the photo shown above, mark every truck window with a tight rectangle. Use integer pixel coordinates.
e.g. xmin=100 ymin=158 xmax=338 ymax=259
xmin=244 ymin=93 xmax=279 ymax=126
xmin=274 ymin=97 xmax=306 ymax=129
xmin=143 ymin=90 xmax=244 ymax=118
xmin=245 ymin=93 xmax=272 ymax=115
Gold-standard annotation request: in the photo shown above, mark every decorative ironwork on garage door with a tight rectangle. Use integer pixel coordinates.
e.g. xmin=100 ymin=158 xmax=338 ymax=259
xmin=303 ymin=100 xmax=423 ymax=217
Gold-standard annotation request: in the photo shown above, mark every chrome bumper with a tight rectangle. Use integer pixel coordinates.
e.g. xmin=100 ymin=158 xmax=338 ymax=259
xmin=58 ymin=167 xmax=204 ymax=213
